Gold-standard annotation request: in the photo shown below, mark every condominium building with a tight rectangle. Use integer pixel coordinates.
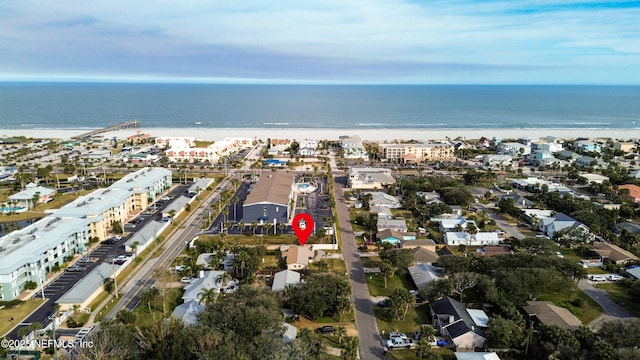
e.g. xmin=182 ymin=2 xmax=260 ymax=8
xmin=164 ymin=137 xmax=252 ymax=164
xmin=379 ymin=143 xmax=455 ymax=163
xmin=0 ymin=167 xmax=172 ymax=301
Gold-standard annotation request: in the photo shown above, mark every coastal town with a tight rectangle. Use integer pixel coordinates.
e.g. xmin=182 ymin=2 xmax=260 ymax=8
xmin=1 ymin=129 xmax=640 ymax=360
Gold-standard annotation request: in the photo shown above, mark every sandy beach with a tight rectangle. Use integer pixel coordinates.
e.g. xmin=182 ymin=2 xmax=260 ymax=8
xmin=1 ymin=127 xmax=638 ymax=142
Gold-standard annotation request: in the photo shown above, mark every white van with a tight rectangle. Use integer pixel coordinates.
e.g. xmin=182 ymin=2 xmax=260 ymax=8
xmin=588 ymin=275 xmax=607 ymax=282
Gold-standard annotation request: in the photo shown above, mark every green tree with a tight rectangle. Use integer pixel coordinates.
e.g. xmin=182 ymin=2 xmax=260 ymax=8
xmin=380 ymin=260 xmax=394 ymax=289
xmin=341 ymin=336 xmax=358 ymax=360
xmin=416 ymin=339 xmax=442 ymax=360
xmin=486 ymin=316 xmax=524 ymax=349
xmin=335 ymin=326 xmax=347 ymax=345
xmin=388 ymin=288 xmax=415 ymax=320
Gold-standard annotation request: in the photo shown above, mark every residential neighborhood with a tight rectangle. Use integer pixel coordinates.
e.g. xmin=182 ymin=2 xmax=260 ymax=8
xmin=1 ymin=132 xmax=640 ymax=360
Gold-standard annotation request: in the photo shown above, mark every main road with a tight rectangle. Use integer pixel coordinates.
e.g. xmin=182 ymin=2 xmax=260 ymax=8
xmin=330 ymin=153 xmax=384 ymax=359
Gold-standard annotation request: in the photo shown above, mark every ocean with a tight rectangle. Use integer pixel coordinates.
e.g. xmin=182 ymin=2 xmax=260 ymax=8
xmin=1 ymin=83 xmax=639 ymax=130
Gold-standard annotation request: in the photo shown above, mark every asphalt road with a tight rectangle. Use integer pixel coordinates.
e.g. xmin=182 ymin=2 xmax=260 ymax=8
xmin=330 ymin=155 xmax=384 ymax=359
xmin=104 ymin=174 xmax=238 ymax=319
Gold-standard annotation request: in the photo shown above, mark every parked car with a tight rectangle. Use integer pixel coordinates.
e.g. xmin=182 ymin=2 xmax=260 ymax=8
xmin=110 ymin=255 xmax=131 ymax=265
xmin=608 ymin=274 xmax=624 ymax=281
xmin=389 ymin=332 xmax=409 ymax=340
xmin=316 ymin=326 xmax=335 ymax=334
xmin=180 ymin=277 xmax=192 ymax=284
xmin=66 ymin=265 xmax=86 ymax=272
xmin=588 ymin=275 xmax=607 ymax=282
xmin=101 ymin=237 xmax=118 ymax=245
xmin=378 ymin=299 xmax=389 ymax=307
xmin=387 ymin=337 xmax=413 ymax=349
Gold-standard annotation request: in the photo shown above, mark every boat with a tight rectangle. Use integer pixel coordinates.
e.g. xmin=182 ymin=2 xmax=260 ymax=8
xmin=194 ymin=122 xmax=202 ymax=125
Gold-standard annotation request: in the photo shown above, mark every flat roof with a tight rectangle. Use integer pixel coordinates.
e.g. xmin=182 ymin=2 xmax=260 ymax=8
xmin=0 ymin=216 xmax=89 ymax=273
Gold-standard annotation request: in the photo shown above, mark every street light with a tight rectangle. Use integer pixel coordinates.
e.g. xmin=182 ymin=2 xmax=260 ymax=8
xmin=49 ymin=312 xmax=58 ymax=360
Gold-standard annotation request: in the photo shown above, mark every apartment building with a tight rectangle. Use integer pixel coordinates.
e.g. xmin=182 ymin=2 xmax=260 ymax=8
xmin=379 ymin=143 xmax=455 ymax=163
xmin=0 ymin=167 xmax=172 ymax=301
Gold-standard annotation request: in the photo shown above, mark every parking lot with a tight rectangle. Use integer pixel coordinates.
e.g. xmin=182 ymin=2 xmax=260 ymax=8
xmin=208 ymin=174 xmax=334 ymax=237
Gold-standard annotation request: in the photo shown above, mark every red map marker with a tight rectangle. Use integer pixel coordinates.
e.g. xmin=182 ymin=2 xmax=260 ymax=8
xmin=292 ymin=213 xmax=314 ymax=246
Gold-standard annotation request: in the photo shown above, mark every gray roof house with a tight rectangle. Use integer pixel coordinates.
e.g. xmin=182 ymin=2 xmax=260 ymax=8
xmin=430 ymin=297 xmax=488 ymax=351
xmin=272 ymin=270 xmax=302 ymax=292
xmin=171 ymin=299 xmax=205 ymax=327
xmin=539 ymin=212 xmax=589 ymax=239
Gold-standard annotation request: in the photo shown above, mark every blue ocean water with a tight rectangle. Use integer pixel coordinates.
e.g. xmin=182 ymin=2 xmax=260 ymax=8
xmin=0 ymin=83 xmax=639 ymax=130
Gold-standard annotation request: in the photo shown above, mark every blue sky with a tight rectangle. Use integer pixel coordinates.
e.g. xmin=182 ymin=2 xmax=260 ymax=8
xmin=1 ymin=1 xmax=640 ymax=84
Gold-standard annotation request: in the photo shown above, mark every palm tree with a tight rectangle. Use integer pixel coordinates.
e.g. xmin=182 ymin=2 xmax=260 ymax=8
xmin=232 ymin=196 xmax=239 ymax=221
xmin=198 ymin=287 xmax=219 ymax=306
xmin=380 ymin=260 xmax=394 ymax=288
xmin=335 ymin=326 xmax=347 ymax=345
xmin=217 ymin=272 xmax=232 ymax=290
xmin=341 ymin=336 xmax=358 ymax=360
xmin=415 ymin=338 xmax=442 ymax=360
xmin=140 ymin=287 xmax=159 ymax=313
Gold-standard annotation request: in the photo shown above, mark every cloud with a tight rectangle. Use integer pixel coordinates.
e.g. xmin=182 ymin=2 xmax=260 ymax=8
xmin=1 ymin=0 xmax=639 ymax=83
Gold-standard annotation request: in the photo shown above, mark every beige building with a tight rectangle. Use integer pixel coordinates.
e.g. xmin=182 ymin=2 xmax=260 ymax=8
xmin=614 ymin=142 xmax=636 ymax=153
xmin=379 ymin=143 xmax=455 ymax=163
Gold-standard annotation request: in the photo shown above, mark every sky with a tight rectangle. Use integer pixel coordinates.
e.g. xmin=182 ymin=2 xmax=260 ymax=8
xmin=1 ymin=1 xmax=640 ymax=84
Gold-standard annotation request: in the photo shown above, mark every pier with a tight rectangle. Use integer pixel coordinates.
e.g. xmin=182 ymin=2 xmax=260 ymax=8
xmin=72 ymin=120 xmax=140 ymax=139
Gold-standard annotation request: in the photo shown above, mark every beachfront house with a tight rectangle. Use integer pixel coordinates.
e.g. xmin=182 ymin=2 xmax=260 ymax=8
xmin=339 ymin=136 xmax=368 ymax=160
xmin=498 ymin=142 xmax=531 ymax=156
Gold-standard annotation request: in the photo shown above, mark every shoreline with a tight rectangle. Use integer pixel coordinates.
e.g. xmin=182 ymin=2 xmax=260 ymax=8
xmin=1 ymin=127 xmax=638 ymax=142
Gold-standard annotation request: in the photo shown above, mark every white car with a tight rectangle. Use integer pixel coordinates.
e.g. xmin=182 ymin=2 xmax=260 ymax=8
xmin=180 ymin=277 xmax=192 ymax=284
xmin=608 ymin=274 xmax=624 ymax=281
xmin=588 ymin=275 xmax=607 ymax=282
xmin=387 ymin=337 xmax=413 ymax=349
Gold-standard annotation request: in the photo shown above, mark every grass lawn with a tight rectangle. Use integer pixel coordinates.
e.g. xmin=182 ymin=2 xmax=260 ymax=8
xmin=367 ymin=272 xmax=416 ymax=297
xmin=348 ymin=209 xmax=368 ymax=233
xmin=361 ymin=256 xmax=382 ymax=268
xmin=598 ymin=282 xmax=640 ymax=317
xmin=200 ymin=234 xmax=299 ymax=246
xmin=538 ymin=287 xmax=602 ymax=324
xmin=0 ymin=299 xmax=45 ymax=336
xmin=131 ymin=287 xmax=184 ymax=326
xmin=0 ymin=190 xmax=93 ymax=223
xmin=374 ymin=303 xmax=431 ymax=335
xmin=326 ymin=259 xmax=348 ymax=276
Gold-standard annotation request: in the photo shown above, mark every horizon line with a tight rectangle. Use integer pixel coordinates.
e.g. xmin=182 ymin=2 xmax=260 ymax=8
xmin=1 ymin=79 xmax=639 ymax=86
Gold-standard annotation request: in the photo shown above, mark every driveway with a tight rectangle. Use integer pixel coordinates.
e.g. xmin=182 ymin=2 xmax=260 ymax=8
xmin=577 ymin=279 xmax=635 ymax=329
